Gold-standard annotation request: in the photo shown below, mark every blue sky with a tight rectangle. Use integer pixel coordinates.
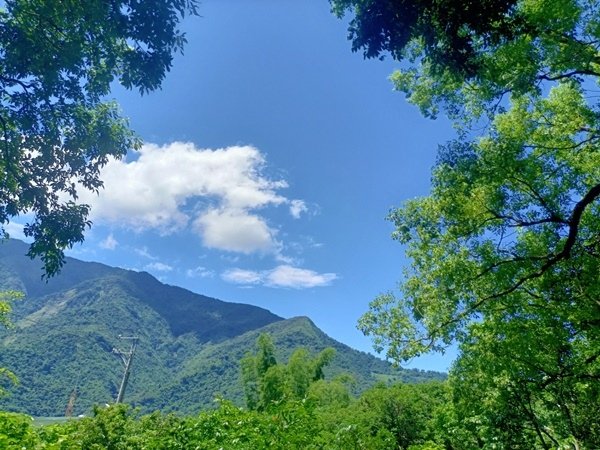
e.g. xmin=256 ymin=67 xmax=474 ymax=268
xmin=12 ymin=0 xmax=457 ymax=371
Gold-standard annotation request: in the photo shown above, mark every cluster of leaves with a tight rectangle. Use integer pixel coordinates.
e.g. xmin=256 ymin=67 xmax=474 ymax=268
xmin=332 ymin=0 xmax=600 ymax=447
xmin=0 ymin=0 xmax=198 ymax=276
xmin=330 ymin=0 xmax=520 ymax=77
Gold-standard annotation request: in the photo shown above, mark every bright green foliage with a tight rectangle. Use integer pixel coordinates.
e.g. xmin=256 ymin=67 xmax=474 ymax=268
xmin=0 ymin=0 xmax=198 ymax=276
xmin=446 ymin=316 xmax=600 ymax=449
xmin=0 ymin=411 xmax=37 ymax=448
xmin=306 ymin=376 xmax=352 ymax=410
xmin=334 ymin=0 xmax=600 ymax=447
xmin=240 ymin=333 xmax=339 ymax=411
xmin=341 ymin=382 xmax=448 ymax=450
xmin=184 ymin=400 xmax=323 ymax=450
xmin=0 ymin=411 xmax=39 ymax=448
xmin=13 ymin=401 xmax=324 ymax=449
xmin=0 ymin=381 xmax=452 ymax=449
xmin=361 ymin=81 xmax=600 ymax=363
xmin=335 ymin=0 xmax=600 ymax=361
xmin=0 ymin=290 xmax=21 ymax=329
xmin=240 ymin=333 xmax=278 ymax=410
xmin=48 ymin=404 xmax=139 ymax=449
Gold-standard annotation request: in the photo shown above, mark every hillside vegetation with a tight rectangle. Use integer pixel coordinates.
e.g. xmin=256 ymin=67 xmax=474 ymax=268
xmin=0 ymin=239 xmax=443 ymax=416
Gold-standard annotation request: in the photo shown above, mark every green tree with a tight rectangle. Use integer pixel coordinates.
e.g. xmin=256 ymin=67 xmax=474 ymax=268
xmin=333 ymin=0 xmax=600 ymax=446
xmin=0 ymin=411 xmax=38 ymax=449
xmin=0 ymin=290 xmax=21 ymax=394
xmin=331 ymin=0 xmax=599 ymax=121
xmin=0 ymin=0 xmax=198 ymax=276
xmin=330 ymin=0 xmax=520 ymax=77
xmin=348 ymin=382 xmax=448 ymax=450
xmin=447 ymin=313 xmax=600 ymax=449
xmin=240 ymin=333 xmax=278 ymax=410
xmin=240 ymin=334 xmax=338 ymax=411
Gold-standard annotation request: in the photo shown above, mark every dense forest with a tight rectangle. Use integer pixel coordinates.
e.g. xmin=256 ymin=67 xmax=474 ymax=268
xmin=1 ymin=0 xmax=600 ymax=448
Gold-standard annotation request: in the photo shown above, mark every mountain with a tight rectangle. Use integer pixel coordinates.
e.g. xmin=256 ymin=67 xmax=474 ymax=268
xmin=0 ymin=239 xmax=444 ymax=416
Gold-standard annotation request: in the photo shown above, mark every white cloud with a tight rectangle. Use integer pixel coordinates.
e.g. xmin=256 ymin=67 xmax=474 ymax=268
xmin=289 ymin=200 xmax=308 ymax=219
xmin=222 ymin=265 xmax=337 ymax=289
xmin=266 ymin=265 xmax=337 ymax=288
xmin=144 ymin=262 xmax=173 ymax=272
xmin=3 ymin=221 xmax=27 ymax=241
xmin=186 ymin=266 xmax=214 ymax=278
xmin=194 ymin=208 xmax=277 ymax=254
xmin=134 ymin=246 xmax=158 ymax=260
xmin=99 ymin=234 xmax=118 ymax=250
xmin=77 ymin=142 xmax=299 ymax=254
xmin=222 ymin=268 xmax=263 ymax=285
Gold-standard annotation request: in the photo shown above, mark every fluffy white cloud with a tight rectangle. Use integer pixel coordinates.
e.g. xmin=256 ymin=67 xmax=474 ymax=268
xmin=222 ymin=265 xmax=337 ymax=289
xmin=99 ymin=234 xmax=118 ymax=250
xmin=266 ymin=265 xmax=337 ymax=288
xmin=194 ymin=208 xmax=277 ymax=254
xmin=77 ymin=142 xmax=298 ymax=254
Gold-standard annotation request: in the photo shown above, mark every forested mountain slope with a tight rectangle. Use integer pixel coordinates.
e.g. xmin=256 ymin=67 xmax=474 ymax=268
xmin=0 ymin=239 xmax=443 ymax=416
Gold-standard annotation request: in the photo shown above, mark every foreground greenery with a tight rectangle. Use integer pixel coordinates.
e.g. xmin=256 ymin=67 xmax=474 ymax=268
xmin=0 ymin=334 xmax=449 ymax=449
xmin=331 ymin=0 xmax=600 ymax=448
xmin=1 ymin=320 xmax=595 ymax=449
xmin=0 ymin=383 xmax=447 ymax=450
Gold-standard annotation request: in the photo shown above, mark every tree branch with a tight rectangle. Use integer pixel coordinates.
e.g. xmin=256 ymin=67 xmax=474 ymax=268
xmin=560 ymin=183 xmax=600 ymax=259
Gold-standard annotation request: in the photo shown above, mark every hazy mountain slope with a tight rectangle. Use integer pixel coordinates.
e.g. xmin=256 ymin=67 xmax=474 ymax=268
xmin=0 ymin=239 xmax=444 ymax=416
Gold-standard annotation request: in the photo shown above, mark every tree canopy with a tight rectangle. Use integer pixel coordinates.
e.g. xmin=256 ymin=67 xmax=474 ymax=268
xmin=332 ymin=0 xmax=600 ymax=446
xmin=0 ymin=0 xmax=198 ymax=276
xmin=330 ymin=0 xmax=520 ymax=77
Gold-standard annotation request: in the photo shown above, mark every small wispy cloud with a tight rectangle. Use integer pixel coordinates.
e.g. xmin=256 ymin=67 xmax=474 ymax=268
xmin=222 ymin=268 xmax=264 ymax=285
xmin=99 ymin=234 xmax=118 ymax=250
xmin=289 ymin=199 xmax=308 ymax=219
xmin=135 ymin=247 xmax=158 ymax=260
xmin=186 ymin=266 xmax=214 ymax=278
xmin=144 ymin=262 xmax=173 ymax=272
xmin=222 ymin=265 xmax=337 ymax=289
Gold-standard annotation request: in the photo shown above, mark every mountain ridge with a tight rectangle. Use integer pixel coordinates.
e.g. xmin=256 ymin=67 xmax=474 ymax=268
xmin=0 ymin=239 xmax=444 ymax=416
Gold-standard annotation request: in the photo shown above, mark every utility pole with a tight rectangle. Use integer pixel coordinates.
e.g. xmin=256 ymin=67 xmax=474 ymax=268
xmin=65 ymin=387 xmax=77 ymax=417
xmin=112 ymin=335 xmax=139 ymax=404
